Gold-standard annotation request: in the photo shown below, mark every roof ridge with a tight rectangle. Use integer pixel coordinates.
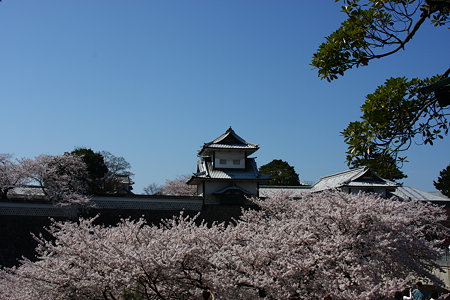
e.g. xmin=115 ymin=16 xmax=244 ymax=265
xmin=210 ymin=128 xmax=255 ymax=146
xmin=344 ymin=167 xmax=370 ymax=184
xmin=318 ymin=166 xmax=366 ymax=180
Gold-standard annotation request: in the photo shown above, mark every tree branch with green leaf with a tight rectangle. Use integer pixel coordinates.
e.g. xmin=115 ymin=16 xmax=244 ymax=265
xmin=312 ymin=0 xmax=449 ymax=82
xmin=313 ymin=0 xmax=449 ymax=180
xmin=341 ymin=76 xmax=449 ymax=179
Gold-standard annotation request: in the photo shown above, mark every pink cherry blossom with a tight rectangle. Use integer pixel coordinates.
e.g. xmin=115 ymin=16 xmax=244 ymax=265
xmin=160 ymin=175 xmax=197 ymax=196
xmin=0 ymin=191 xmax=447 ymax=299
xmin=1 ymin=154 xmax=90 ymax=206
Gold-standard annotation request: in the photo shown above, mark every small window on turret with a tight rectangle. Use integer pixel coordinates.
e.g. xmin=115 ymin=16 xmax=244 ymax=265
xmin=220 ymin=159 xmax=227 ymax=164
xmin=233 ymin=159 xmax=240 ymax=165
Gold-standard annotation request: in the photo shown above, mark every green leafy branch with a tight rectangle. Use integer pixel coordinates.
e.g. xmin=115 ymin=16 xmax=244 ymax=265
xmin=312 ymin=0 xmax=449 ymax=81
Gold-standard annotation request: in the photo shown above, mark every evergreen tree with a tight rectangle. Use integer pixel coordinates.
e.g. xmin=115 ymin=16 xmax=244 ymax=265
xmin=434 ymin=164 xmax=450 ymax=197
xmin=68 ymin=148 xmax=108 ymax=195
xmin=259 ymin=159 xmax=301 ymax=186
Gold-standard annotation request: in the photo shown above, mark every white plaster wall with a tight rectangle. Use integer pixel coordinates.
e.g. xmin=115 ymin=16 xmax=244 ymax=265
xmin=214 ymin=151 xmax=245 ymax=169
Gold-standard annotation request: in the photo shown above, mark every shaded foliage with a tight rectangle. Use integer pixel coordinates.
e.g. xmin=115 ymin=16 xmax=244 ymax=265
xmin=143 ymin=183 xmax=161 ymax=195
xmin=100 ymin=151 xmax=134 ymax=194
xmin=259 ymin=159 xmax=301 ymax=186
xmin=68 ymin=149 xmax=134 ymax=195
xmin=68 ymin=148 xmax=108 ymax=195
xmin=434 ymin=164 xmax=450 ymax=197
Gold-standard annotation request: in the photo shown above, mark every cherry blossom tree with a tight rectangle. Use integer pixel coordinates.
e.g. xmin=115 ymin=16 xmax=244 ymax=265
xmin=99 ymin=150 xmax=134 ymax=194
xmin=68 ymin=148 xmax=108 ymax=195
xmin=0 ymin=154 xmax=28 ymax=200
xmin=160 ymin=175 xmax=197 ymax=196
xmin=143 ymin=182 xmax=161 ymax=195
xmin=19 ymin=154 xmax=90 ymax=206
xmin=0 ymin=191 xmax=448 ymax=299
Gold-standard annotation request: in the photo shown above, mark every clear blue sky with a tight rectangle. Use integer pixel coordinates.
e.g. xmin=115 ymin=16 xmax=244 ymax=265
xmin=1 ymin=1 xmax=449 ymax=193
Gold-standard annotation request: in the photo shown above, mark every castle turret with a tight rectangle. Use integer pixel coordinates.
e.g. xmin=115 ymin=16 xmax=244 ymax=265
xmin=187 ymin=127 xmax=270 ymax=205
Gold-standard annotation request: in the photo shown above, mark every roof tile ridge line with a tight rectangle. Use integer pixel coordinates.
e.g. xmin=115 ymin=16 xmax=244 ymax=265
xmin=394 ymin=186 xmax=410 ymax=200
xmin=355 ymin=166 xmax=399 ymax=186
xmin=343 ymin=166 xmax=369 ymax=185
xmin=384 ymin=178 xmax=400 ymax=186
xmin=399 ymin=186 xmax=424 ymax=200
xmin=407 ymin=187 xmax=449 ymax=200
xmin=399 ymin=186 xmax=421 ymax=200
xmin=409 ymin=186 xmax=427 ymax=199
xmin=212 ymin=128 xmax=253 ymax=145
xmin=201 ymin=129 xmax=229 ymax=147
xmin=433 ymin=191 xmax=450 ymax=200
xmin=206 ymin=144 xmax=259 ymax=148
xmin=224 ymin=128 xmax=247 ymax=144
xmin=211 ymin=133 xmax=228 ymax=144
xmin=317 ymin=166 xmax=366 ymax=181
xmin=210 ymin=129 xmax=235 ymax=144
xmin=421 ymin=189 xmax=440 ymax=199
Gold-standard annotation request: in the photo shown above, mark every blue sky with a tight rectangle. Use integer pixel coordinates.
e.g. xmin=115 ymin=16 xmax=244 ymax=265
xmin=1 ymin=1 xmax=449 ymax=193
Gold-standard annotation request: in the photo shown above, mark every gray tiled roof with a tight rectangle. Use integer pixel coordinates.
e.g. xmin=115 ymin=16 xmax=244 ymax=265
xmin=93 ymin=196 xmax=203 ymax=210
xmin=311 ymin=167 xmax=399 ymax=192
xmin=205 ymin=144 xmax=257 ymax=149
xmin=0 ymin=202 xmax=77 ymax=217
xmin=392 ymin=186 xmax=450 ymax=202
xmin=191 ymin=158 xmax=271 ymax=181
xmin=199 ymin=127 xmax=259 ymax=155
xmin=0 ymin=196 xmax=203 ymax=216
